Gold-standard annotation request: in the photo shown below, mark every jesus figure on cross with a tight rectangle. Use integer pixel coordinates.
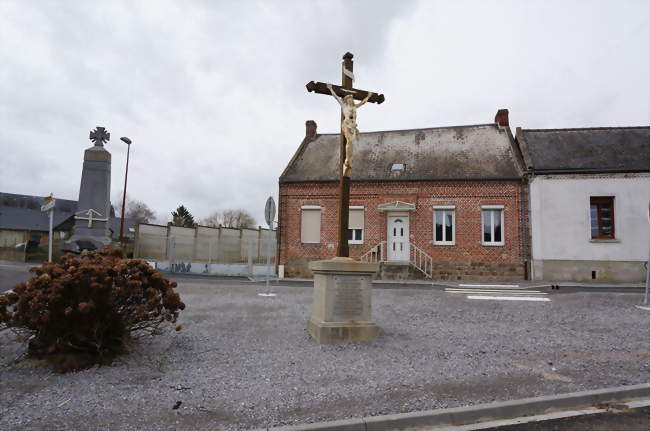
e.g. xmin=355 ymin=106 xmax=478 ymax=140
xmin=306 ymin=52 xmax=384 ymax=257
xmin=327 ymin=83 xmax=373 ymax=177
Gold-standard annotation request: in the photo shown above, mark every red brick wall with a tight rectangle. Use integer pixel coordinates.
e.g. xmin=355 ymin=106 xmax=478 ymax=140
xmin=278 ymin=180 xmax=526 ymax=279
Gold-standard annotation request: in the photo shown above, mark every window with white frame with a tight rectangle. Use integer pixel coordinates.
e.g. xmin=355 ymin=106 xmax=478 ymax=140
xmin=348 ymin=206 xmax=364 ymax=244
xmin=300 ymin=206 xmax=321 ymax=243
xmin=481 ymin=205 xmax=504 ymax=245
xmin=433 ymin=206 xmax=455 ymax=245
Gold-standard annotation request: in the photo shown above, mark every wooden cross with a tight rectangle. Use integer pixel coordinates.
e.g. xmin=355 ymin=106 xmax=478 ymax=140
xmin=89 ymin=126 xmax=110 ymax=146
xmin=306 ymin=52 xmax=385 ymax=258
xmin=75 ymin=208 xmax=108 ymax=228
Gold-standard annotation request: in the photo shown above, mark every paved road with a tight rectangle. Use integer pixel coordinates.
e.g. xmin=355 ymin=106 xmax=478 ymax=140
xmin=1 ymin=263 xmax=646 ymax=296
xmin=487 ymin=406 xmax=650 ymax=430
xmin=0 ymin=262 xmax=33 ymax=292
xmin=170 ymin=273 xmax=646 ymax=294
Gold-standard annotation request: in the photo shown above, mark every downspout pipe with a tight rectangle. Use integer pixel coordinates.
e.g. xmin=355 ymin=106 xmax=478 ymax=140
xmin=519 ymin=175 xmax=530 ymax=280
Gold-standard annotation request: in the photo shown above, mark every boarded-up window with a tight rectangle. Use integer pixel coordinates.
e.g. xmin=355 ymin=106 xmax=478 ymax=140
xmin=348 ymin=208 xmax=364 ymax=243
xmin=301 ymin=207 xmax=321 ymax=243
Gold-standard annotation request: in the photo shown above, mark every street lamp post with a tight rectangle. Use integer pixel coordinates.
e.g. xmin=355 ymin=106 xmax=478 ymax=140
xmin=119 ymin=137 xmax=132 ymax=251
xmin=643 ymin=202 xmax=650 ymax=306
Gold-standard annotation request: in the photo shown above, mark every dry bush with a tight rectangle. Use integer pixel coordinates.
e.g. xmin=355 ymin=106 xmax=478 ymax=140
xmin=0 ymin=248 xmax=185 ymax=372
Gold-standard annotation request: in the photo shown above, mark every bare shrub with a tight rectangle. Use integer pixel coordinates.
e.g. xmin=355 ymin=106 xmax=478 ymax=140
xmin=0 ymin=248 xmax=185 ymax=372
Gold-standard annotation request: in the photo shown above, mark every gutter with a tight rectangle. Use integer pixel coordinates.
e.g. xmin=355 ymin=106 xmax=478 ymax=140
xmin=280 ymin=177 xmax=524 ymax=185
xmin=519 ymin=176 xmax=530 ymax=280
xmin=532 ymin=168 xmax=650 ymax=175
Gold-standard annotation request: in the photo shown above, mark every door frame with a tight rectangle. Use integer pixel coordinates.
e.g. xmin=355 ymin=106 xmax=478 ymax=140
xmin=387 ymin=212 xmax=410 ymax=261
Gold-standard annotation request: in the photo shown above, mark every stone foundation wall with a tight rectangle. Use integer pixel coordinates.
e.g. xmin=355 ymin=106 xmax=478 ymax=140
xmin=0 ymin=247 xmax=25 ymax=262
xmin=426 ymin=261 xmax=524 ymax=281
xmin=284 ymin=258 xmax=525 ymax=281
xmin=533 ymin=259 xmax=647 ymax=282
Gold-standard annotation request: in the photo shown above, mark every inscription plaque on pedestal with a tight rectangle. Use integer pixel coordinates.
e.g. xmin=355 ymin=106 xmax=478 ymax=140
xmin=332 ymin=275 xmax=370 ymax=321
xmin=308 ymin=257 xmax=379 ymax=343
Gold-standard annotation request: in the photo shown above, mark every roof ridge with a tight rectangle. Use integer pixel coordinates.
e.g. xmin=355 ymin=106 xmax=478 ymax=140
xmin=314 ymin=123 xmax=498 ymax=136
xmin=0 ymin=191 xmax=76 ymax=202
xmin=523 ymin=126 xmax=650 ymax=132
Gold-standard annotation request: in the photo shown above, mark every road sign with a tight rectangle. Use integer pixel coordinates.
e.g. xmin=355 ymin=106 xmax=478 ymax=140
xmin=41 ymin=199 xmax=55 ymax=212
xmin=260 ymin=196 xmax=277 ymax=297
xmin=40 ymin=197 xmax=55 ymax=262
xmin=265 ymin=196 xmax=276 ymax=227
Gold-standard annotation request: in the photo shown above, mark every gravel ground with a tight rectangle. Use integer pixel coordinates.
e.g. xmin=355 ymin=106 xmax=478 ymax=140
xmin=1 ymin=283 xmax=649 ymax=430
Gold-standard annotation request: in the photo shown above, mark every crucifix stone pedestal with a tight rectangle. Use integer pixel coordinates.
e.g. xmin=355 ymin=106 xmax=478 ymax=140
xmin=308 ymin=257 xmax=380 ymax=343
xmin=305 ymin=52 xmax=385 ymax=343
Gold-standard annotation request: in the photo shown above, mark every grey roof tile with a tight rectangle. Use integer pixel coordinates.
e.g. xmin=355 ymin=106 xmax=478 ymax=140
xmin=280 ymin=123 xmax=523 ymax=182
xmin=0 ymin=192 xmax=134 ymax=233
xmin=519 ymin=127 xmax=650 ymax=172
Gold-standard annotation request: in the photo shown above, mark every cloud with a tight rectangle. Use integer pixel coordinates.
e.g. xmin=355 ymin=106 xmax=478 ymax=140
xmin=0 ymin=0 xmax=648 ymax=225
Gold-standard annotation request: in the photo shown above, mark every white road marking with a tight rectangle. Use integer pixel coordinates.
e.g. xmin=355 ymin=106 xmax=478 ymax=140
xmin=459 ymin=284 xmax=520 ymax=288
xmin=467 ymin=295 xmax=550 ymax=302
xmin=445 ymin=288 xmax=546 ymax=295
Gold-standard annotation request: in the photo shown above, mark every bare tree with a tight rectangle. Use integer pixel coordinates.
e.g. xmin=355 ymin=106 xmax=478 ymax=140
xmin=201 ymin=209 xmax=256 ymax=229
xmin=201 ymin=212 xmax=221 ymax=228
xmin=128 ymin=200 xmax=155 ymax=225
xmin=114 ymin=194 xmax=156 ymax=225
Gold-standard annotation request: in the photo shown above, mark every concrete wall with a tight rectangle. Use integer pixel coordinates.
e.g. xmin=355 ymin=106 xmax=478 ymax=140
xmin=135 ymin=223 xmax=277 ymax=271
xmin=135 ymin=224 xmax=168 ymax=260
xmin=154 ymin=260 xmax=274 ymax=277
xmin=530 ymin=173 xmax=650 ymax=281
xmin=0 ymin=229 xmax=69 ymax=262
xmin=0 ymin=229 xmax=26 ymax=261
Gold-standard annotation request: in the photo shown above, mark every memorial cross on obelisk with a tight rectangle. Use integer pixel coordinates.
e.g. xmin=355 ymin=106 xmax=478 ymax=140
xmin=89 ymin=126 xmax=110 ymax=146
xmin=306 ymin=52 xmax=385 ymax=257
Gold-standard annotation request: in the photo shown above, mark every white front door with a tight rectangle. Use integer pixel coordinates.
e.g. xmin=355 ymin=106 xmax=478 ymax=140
xmin=387 ymin=215 xmax=409 ymax=261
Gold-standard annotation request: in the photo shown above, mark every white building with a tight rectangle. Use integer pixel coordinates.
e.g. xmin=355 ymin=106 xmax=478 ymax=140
xmin=517 ymin=127 xmax=650 ymax=282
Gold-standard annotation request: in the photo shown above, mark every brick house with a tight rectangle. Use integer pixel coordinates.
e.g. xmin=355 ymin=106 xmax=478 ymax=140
xmin=278 ymin=110 xmax=529 ymax=280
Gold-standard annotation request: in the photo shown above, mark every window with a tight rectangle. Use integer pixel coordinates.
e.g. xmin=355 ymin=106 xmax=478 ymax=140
xmin=481 ymin=206 xmax=504 ymax=245
xmin=433 ymin=206 xmax=455 ymax=245
xmin=348 ymin=229 xmax=362 ymax=242
xmin=590 ymin=197 xmax=615 ymax=239
xmin=300 ymin=206 xmax=321 ymax=243
xmin=391 ymin=163 xmax=405 ymax=171
xmin=348 ymin=207 xmax=364 ymax=244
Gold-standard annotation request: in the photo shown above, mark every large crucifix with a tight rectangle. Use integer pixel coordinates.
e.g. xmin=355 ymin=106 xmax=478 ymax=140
xmin=306 ymin=52 xmax=385 ymax=258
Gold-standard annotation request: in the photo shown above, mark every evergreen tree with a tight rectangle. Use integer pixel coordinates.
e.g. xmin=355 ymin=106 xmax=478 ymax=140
xmin=171 ymin=205 xmax=196 ymax=228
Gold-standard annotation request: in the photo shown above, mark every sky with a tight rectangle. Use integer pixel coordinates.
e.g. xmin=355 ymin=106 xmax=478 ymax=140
xmin=1 ymin=0 xmax=648 ymax=226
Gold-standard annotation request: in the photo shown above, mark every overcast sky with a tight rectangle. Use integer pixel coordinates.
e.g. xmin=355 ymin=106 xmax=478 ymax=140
xmin=1 ymin=0 xmax=648 ymax=225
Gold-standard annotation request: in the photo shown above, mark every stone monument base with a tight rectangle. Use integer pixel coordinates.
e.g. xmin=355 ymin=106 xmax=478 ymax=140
xmin=308 ymin=257 xmax=380 ymax=344
xmin=307 ymin=317 xmax=379 ymax=344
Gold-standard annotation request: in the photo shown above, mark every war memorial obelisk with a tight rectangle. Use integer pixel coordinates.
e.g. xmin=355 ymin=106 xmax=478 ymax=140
xmin=304 ymin=53 xmax=385 ymax=343
xmin=67 ymin=127 xmax=112 ymax=252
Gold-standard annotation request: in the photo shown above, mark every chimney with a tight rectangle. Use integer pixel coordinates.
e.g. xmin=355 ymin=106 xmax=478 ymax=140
xmin=495 ymin=109 xmax=509 ymax=127
xmin=306 ymin=120 xmax=317 ymax=138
